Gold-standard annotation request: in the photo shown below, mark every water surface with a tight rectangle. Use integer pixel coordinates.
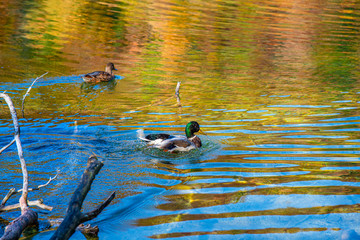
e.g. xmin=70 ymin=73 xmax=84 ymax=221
xmin=1 ymin=0 xmax=360 ymax=239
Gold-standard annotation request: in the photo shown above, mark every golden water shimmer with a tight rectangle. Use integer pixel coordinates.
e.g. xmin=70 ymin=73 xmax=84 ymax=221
xmin=1 ymin=0 xmax=360 ymax=239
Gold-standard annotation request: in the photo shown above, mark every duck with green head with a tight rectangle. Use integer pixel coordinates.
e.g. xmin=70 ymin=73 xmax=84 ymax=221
xmin=82 ymin=63 xmax=117 ymax=83
xmin=138 ymin=121 xmax=204 ymax=152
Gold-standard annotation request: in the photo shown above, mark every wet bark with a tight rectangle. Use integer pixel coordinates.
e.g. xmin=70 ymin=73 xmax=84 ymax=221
xmin=0 ymin=208 xmax=38 ymax=240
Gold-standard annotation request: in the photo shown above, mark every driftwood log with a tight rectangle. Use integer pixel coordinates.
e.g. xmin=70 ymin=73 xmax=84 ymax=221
xmin=50 ymin=156 xmax=115 ymax=240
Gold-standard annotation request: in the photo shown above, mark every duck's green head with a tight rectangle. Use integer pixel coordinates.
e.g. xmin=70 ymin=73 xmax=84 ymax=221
xmin=185 ymin=121 xmax=200 ymax=138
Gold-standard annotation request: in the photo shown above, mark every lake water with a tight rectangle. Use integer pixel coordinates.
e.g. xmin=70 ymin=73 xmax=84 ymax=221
xmin=1 ymin=0 xmax=360 ymax=239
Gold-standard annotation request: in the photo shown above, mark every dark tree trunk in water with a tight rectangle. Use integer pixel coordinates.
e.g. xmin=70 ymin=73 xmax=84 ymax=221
xmin=51 ymin=156 xmax=115 ymax=240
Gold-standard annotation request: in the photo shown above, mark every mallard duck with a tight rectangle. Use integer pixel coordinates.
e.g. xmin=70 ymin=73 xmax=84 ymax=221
xmin=82 ymin=63 xmax=117 ymax=83
xmin=138 ymin=121 xmax=204 ymax=152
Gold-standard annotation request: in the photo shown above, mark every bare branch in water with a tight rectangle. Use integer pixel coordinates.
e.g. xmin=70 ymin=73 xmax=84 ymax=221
xmin=18 ymin=172 xmax=59 ymax=193
xmin=1 ymin=188 xmax=15 ymax=208
xmin=175 ymin=81 xmax=181 ymax=96
xmin=0 ymin=199 xmax=53 ymax=212
xmin=0 ymin=92 xmax=38 ymax=240
xmin=80 ymin=191 xmax=116 ymax=222
xmin=175 ymin=81 xmax=181 ymax=107
xmin=0 ymin=138 xmax=15 ymax=154
xmin=0 ymin=172 xmax=59 ymax=208
xmin=21 ymin=72 xmax=48 ymax=119
xmin=0 ymin=93 xmax=28 ymax=201
xmin=50 ymin=156 xmax=116 ymax=240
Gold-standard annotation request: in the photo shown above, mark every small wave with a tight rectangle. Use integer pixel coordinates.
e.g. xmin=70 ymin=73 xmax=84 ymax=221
xmin=139 ymin=137 xmax=222 ymax=160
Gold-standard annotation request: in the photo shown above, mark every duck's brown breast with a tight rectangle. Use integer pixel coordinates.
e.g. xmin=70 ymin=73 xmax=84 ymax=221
xmin=191 ymin=136 xmax=202 ymax=148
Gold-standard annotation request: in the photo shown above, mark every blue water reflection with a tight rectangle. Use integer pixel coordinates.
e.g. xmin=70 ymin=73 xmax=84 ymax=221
xmin=1 ymin=0 xmax=360 ymax=239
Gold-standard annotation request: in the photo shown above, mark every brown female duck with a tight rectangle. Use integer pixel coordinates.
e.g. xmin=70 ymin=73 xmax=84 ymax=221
xmin=82 ymin=63 xmax=117 ymax=83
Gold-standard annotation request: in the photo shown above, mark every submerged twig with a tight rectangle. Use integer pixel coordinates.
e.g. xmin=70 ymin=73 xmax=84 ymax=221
xmin=21 ymin=72 xmax=48 ymax=119
xmin=78 ymin=224 xmax=99 ymax=239
xmin=47 ymin=220 xmax=100 ymax=238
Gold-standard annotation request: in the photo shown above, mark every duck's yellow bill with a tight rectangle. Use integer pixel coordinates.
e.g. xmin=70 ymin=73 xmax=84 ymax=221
xmin=199 ymin=129 xmax=207 ymax=135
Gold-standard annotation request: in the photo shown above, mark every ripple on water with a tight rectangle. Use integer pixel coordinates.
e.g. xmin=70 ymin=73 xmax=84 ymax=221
xmin=139 ymin=137 xmax=222 ymax=160
xmin=2 ymin=0 xmax=360 ymax=239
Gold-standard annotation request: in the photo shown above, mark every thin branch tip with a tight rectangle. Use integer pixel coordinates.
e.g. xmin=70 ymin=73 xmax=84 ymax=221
xmin=21 ymin=72 xmax=49 ymax=119
xmin=175 ymin=81 xmax=181 ymax=96
xmin=0 ymin=138 xmax=16 ymax=154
